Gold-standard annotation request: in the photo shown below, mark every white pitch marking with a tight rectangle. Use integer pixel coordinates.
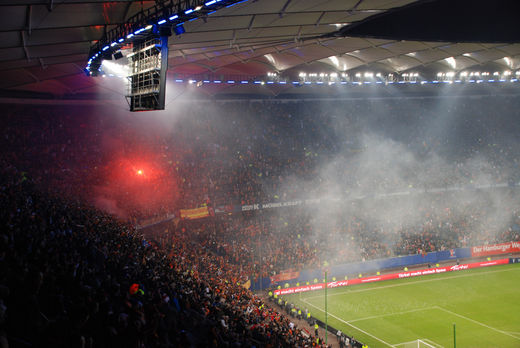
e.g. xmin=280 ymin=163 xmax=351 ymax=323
xmin=503 ymin=332 xmax=520 ymax=339
xmin=348 ymin=306 xmax=437 ymax=323
xmin=302 ymin=298 xmax=395 ymax=347
xmin=435 ymin=306 xmax=520 ymax=341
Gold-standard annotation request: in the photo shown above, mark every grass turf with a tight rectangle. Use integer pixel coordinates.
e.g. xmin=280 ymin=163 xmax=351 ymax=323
xmin=284 ymin=263 xmax=520 ymax=347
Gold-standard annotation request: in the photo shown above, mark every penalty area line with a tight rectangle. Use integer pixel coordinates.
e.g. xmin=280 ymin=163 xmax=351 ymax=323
xmin=347 ymin=306 xmax=438 ymax=323
xmin=503 ymin=332 xmax=520 ymax=339
xmin=301 ymin=298 xmax=395 ymax=347
xmin=435 ymin=306 xmax=520 ymax=341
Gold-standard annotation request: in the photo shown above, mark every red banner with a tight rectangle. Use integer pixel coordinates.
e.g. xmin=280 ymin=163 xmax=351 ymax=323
xmin=471 ymin=242 xmax=520 ymax=257
xmin=270 ymin=270 xmax=301 ymax=283
xmin=273 ymin=258 xmax=509 ymax=296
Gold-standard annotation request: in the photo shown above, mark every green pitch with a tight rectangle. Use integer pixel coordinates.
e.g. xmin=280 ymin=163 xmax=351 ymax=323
xmin=284 ymin=264 xmax=520 ymax=347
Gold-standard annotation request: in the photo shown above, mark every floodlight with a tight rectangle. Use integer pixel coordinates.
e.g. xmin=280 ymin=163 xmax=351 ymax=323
xmin=174 ymin=25 xmax=186 ymax=35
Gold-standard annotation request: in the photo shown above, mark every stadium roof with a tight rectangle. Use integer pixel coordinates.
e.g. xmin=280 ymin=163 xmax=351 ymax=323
xmin=1 ymin=0 xmax=519 ymax=98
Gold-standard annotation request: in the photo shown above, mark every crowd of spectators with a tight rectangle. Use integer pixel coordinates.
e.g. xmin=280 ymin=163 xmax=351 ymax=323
xmin=1 ymin=95 xmax=520 ymax=279
xmin=176 ymin=189 xmax=520 ymax=281
xmin=1 ymin=92 xmax=520 ymax=347
xmin=3 ymin=96 xmax=520 ymax=219
xmin=0 ymin=164 xmax=331 ymax=347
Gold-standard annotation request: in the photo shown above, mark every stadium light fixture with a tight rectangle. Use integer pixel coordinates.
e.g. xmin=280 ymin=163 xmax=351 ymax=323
xmin=226 ymin=0 xmax=248 ymax=8
xmin=174 ymin=25 xmax=186 ymax=35
xmin=166 ymin=69 xmax=520 ymax=90
xmin=87 ymin=0 xmax=255 ymax=76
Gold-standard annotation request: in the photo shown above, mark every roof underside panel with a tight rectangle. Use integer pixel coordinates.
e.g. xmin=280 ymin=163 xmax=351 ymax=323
xmin=0 ymin=55 xmax=84 ymax=72
xmin=0 ymin=0 xmax=518 ymax=98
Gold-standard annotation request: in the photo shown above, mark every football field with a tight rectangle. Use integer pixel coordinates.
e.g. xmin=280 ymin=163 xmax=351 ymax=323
xmin=284 ymin=263 xmax=520 ymax=347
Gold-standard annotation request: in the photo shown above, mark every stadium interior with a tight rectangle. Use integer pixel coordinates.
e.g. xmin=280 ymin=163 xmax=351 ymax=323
xmin=1 ymin=0 xmax=520 ymax=347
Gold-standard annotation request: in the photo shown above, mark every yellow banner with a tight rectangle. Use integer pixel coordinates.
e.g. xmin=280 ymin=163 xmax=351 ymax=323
xmin=179 ymin=206 xmax=210 ymax=220
xmin=242 ymin=279 xmax=251 ymax=289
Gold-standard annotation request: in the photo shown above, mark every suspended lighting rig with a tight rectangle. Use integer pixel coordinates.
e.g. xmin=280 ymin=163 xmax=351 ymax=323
xmin=86 ymin=0 xmax=251 ymax=111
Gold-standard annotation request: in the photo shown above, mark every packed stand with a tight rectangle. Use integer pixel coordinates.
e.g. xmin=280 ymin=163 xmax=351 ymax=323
xmin=2 ymin=95 xmax=520 ymax=279
xmin=178 ymin=188 xmax=520 ymax=281
xmin=2 ymin=96 xmax=520 ymax=223
xmin=0 ymin=164 xmax=331 ymax=347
